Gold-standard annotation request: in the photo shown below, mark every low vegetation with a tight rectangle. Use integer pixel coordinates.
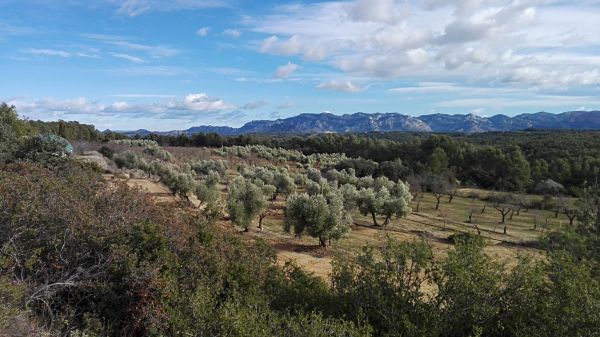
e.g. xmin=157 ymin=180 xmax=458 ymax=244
xmin=2 ymin=103 xmax=600 ymax=336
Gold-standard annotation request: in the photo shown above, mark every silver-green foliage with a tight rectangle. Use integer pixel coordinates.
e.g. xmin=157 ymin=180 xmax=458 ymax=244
xmin=227 ymin=178 xmax=267 ymax=231
xmin=284 ymin=189 xmax=351 ymax=247
xmin=192 ymin=160 xmax=227 ymax=176
xmin=356 ymin=179 xmax=412 ymax=226
xmin=196 ymin=171 xmax=221 ymax=206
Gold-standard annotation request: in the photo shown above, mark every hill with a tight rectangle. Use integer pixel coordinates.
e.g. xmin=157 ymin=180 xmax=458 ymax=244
xmin=123 ymin=110 xmax=600 ymax=136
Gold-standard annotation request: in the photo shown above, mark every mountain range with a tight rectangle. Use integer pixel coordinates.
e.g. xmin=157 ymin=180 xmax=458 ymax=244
xmin=122 ymin=111 xmax=600 ymax=136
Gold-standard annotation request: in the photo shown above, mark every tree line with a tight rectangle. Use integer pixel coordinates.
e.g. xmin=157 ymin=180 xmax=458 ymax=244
xmin=138 ymin=130 xmax=600 ymax=194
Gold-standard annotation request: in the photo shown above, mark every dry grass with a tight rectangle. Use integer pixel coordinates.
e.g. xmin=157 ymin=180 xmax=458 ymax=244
xmin=98 ymin=147 xmax=566 ymax=280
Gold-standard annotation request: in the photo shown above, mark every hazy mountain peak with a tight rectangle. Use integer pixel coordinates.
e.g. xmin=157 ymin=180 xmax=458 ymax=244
xmin=123 ymin=111 xmax=600 ymax=137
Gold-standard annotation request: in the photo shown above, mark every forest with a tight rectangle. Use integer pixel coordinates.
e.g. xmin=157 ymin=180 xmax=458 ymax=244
xmin=140 ymin=129 xmax=600 ymax=195
xmin=2 ymin=103 xmax=600 ymax=337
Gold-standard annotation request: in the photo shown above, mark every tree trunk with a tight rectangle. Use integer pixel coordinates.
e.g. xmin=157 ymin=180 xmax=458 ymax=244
xmin=383 ymin=216 xmax=391 ymax=226
xmin=566 ymin=213 xmax=576 ymax=226
xmin=319 ymin=237 xmax=327 ymax=247
xmin=258 ymin=214 xmax=265 ymax=230
xmin=481 ymin=205 xmax=486 ymax=214
xmin=371 ymin=212 xmax=379 ymax=227
xmin=497 ymin=208 xmax=511 ymax=224
xmin=416 ymin=201 xmax=420 ymax=213
xmin=435 ymin=196 xmax=441 ymax=210
xmin=503 ymin=226 xmax=507 ymax=235
xmin=509 ymin=209 xmax=515 ymax=220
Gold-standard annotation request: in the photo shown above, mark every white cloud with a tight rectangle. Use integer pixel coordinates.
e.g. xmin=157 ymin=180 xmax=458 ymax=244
xmin=318 ymin=80 xmax=363 ymax=93
xmin=351 ymin=0 xmax=396 ymax=23
xmin=103 ymin=66 xmax=187 ymax=77
xmin=222 ymin=29 xmax=241 ymax=38
xmin=110 ymin=52 xmax=144 ymax=63
xmin=111 ymin=102 xmax=131 ymax=111
xmin=26 ymin=48 xmax=98 ymax=58
xmin=27 ymin=48 xmax=72 ymax=58
xmin=110 ymin=94 xmax=177 ymax=98
xmin=110 ymin=0 xmax=227 ymax=17
xmin=196 ymin=27 xmax=210 ymax=37
xmin=241 ymin=100 xmax=269 ymax=110
xmin=438 ymin=95 xmax=600 ymax=109
xmin=176 ymin=93 xmax=234 ymax=111
xmin=388 ymin=82 xmax=523 ymax=95
xmin=9 ymin=92 xmax=234 ymax=120
xmin=246 ymin=0 xmax=600 ymax=90
xmin=275 ymin=62 xmax=299 ymax=78
xmin=82 ymin=33 xmax=179 ymax=58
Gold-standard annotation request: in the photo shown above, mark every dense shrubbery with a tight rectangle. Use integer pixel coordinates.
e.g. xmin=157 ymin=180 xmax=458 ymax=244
xmin=0 ymin=161 xmax=371 ymax=336
xmin=332 ymin=234 xmax=600 ymax=337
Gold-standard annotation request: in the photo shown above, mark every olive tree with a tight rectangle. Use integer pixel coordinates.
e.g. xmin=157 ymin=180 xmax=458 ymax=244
xmin=284 ymin=191 xmax=351 ymax=247
xmin=195 ymin=172 xmax=221 ymax=210
xmin=489 ymin=194 xmax=515 ymax=234
xmin=340 ymin=183 xmax=359 ymax=212
xmin=274 ymin=171 xmax=296 ymax=196
xmin=424 ymin=174 xmax=449 ymax=210
xmin=164 ymin=167 xmax=197 ymax=201
xmin=227 ymin=178 xmax=267 ymax=232
xmin=356 ymin=182 xmax=412 ymax=227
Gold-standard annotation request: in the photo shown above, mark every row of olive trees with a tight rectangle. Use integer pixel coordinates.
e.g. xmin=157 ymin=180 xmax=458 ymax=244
xmin=318 ymin=168 xmax=414 ymax=227
xmin=111 ymin=150 xmax=224 ymax=211
xmin=212 ymin=145 xmax=349 ymax=168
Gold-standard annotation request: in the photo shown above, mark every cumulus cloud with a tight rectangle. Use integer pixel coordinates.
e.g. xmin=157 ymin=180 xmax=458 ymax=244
xmin=9 ymin=92 xmax=234 ymax=120
xmin=175 ymin=93 xmax=234 ymax=111
xmin=196 ymin=27 xmax=210 ymax=37
xmin=318 ymin=80 xmax=363 ymax=93
xmin=275 ymin=62 xmax=299 ymax=78
xmin=247 ymin=0 xmax=600 ymax=90
xmin=351 ymin=0 xmax=395 ymax=23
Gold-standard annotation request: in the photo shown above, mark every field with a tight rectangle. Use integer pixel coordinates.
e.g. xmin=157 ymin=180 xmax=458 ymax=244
xmin=82 ymin=144 xmax=570 ymax=280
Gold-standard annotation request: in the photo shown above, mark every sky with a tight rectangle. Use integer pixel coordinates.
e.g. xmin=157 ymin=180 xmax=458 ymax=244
xmin=1 ymin=0 xmax=600 ymax=131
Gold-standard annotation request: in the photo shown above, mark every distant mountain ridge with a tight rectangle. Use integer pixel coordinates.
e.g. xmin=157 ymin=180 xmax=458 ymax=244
xmin=122 ymin=111 xmax=600 ymax=136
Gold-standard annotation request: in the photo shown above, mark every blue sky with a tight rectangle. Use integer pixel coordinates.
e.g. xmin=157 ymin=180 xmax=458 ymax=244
xmin=1 ymin=0 xmax=600 ymax=130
